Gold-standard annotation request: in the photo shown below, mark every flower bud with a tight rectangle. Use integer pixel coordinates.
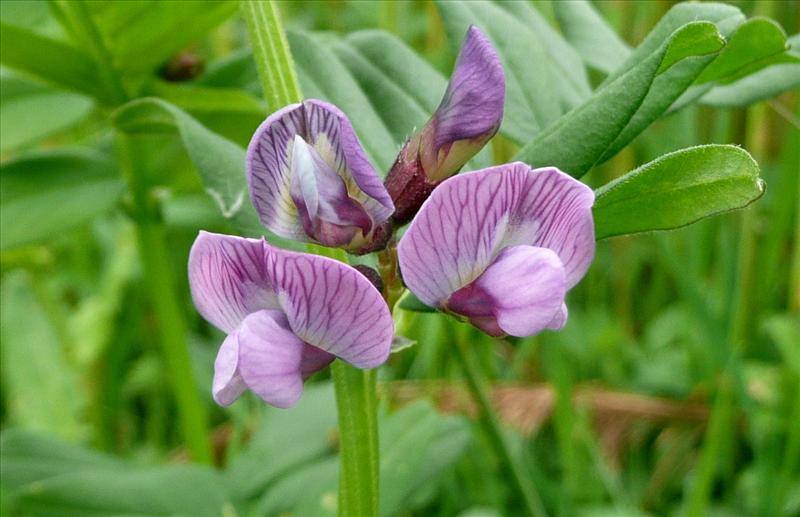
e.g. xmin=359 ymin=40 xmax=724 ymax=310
xmin=385 ymin=26 xmax=505 ymax=225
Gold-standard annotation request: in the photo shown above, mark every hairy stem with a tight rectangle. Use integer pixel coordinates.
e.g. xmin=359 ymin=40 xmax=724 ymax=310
xmin=240 ymin=0 xmax=303 ymax=110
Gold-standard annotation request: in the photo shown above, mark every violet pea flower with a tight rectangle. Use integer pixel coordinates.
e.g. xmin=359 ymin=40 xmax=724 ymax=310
xmin=397 ymin=163 xmax=595 ymax=338
xmin=385 ymin=25 xmax=505 ymax=225
xmin=247 ymin=100 xmax=394 ymax=254
xmin=189 ymin=231 xmax=393 ymax=408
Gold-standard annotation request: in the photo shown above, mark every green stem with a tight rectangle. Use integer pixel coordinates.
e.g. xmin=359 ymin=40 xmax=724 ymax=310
xmin=313 ymin=241 xmax=381 ymax=516
xmin=453 ymin=328 xmax=548 ymax=517
xmin=117 ymin=134 xmax=212 ymax=464
xmin=240 ymin=4 xmax=381 ymax=513
xmin=332 ymin=362 xmax=380 ymax=517
xmin=240 ymin=0 xmax=303 ymax=110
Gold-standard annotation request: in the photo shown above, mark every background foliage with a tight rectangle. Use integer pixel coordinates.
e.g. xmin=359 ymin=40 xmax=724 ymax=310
xmin=1 ymin=1 xmax=798 ymax=516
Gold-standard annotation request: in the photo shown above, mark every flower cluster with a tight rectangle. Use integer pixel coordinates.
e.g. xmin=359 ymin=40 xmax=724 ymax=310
xmin=189 ymin=26 xmax=595 ymax=408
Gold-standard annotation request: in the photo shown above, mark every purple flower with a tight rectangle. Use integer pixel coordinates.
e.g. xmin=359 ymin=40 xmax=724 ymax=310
xmin=385 ymin=25 xmax=505 ymax=225
xmin=189 ymin=231 xmax=393 ymax=408
xmin=397 ymin=163 xmax=594 ymax=338
xmin=246 ymin=100 xmax=394 ymax=253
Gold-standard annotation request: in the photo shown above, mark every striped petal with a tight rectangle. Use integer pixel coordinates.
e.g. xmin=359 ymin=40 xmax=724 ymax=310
xmin=247 ymin=100 xmax=393 ymax=252
xmin=188 ymin=231 xmax=278 ymax=333
xmin=398 ymin=163 xmax=594 ymax=336
xmin=266 ymin=243 xmax=394 ymax=368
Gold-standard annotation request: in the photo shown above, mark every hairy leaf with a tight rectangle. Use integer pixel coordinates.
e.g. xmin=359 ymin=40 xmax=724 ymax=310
xmin=593 ymin=145 xmax=764 ymax=239
xmin=515 ymin=21 xmax=725 ymax=177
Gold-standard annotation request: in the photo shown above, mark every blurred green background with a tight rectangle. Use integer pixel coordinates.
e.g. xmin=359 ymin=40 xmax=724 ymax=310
xmin=1 ymin=1 xmax=798 ymax=516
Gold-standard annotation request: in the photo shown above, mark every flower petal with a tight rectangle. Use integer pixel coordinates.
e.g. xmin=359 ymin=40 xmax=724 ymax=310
xmin=188 ymin=231 xmax=278 ymax=333
xmin=247 ymin=100 xmax=393 ymax=246
xmin=398 ymin=163 xmax=594 ymax=308
xmin=266 ymin=245 xmax=394 ymax=368
xmin=212 ymin=331 xmax=247 ymax=406
xmin=456 ymin=245 xmax=566 ymax=337
xmin=236 ymin=309 xmax=308 ymax=408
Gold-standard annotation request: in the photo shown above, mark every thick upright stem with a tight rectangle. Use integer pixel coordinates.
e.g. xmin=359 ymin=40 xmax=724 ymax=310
xmin=118 ymin=134 xmax=211 ymax=463
xmin=316 ymin=239 xmax=382 ymax=515
xmin=332 ymin=361 xmax=380 ymax=517
xmin=241 ymin=4 xmax=381 ymax=512
xmin=453 ymin=329 xmax=548 ymax=517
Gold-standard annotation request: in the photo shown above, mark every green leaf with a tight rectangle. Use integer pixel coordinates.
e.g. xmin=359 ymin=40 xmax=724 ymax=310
xmin=199 ymin=48 xmax=262 ymax=95
xmin=2 ymin=427 xmax=225 ymax=514
xmin=397 ymin=289 xmax=437 ymax=313
xmin=552 ymin=0 xmax=632 ymax=74
xmin=1 ymin=429 xmax=122 ymax=493
xmin=112 ymin=97 xmax=263 ymax=237
xmin=494 ymin=0 xmax=592 ymax=109
xmin=225 ymin=383 xmax=339 ymax=500
xmin=335 ymin=30 xmax=446 ymax=146
xmin=0 ymin=21 xmax=102 ymax=99
xmin=145 ymin=80 xmax=266 ymax=116
xmin=699 ymin=32 xmax=800 ymax=107
xmin=697 ymin=17 xmax=792 ymax=83
xmin=379 ymin=401 xmax=471 ymax=516
xmin=143 ymin=80 xmax=267 ymax=144
xmin=593 ymin=145 xmax=765 ymax=240
xmin=0 ymin=149 xmax=124 ymax=250
xmin=255 ymin=457 xmax=339 ymax=517
xmin=16 ymin=464 xmax=230 ymax=517
xmin=515 ymin=20 xmax=725 ymax=177
xmin=436 ymin=0 xmax=563 ymax=143
xmin=52 ymin=0 xmax=237 ymax=77
xmin=763 ymin=315 xmax=800 ymax=375
xmin=0 ymin=273 xmax=85 ymax=441
xmin=0 ymin=0 xmax=62 ymax=36
xmin=700 ymin=62 xmax=800 ymax=107
xmin=0 ymin=72 xmax=94 ymax=153
xmin=605 ymin=2 xmax=744 ymax=82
